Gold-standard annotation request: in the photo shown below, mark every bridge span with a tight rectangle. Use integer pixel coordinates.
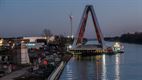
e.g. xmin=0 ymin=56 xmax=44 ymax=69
xmin=69 ymin=5 xmax=112 ymax=55
xmin=68 ymin=4 xmax=124 ymax=55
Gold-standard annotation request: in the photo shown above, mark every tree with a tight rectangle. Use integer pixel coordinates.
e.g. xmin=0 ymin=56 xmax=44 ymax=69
xmin=42 ymin=29 xmax=53 ymax=44
xmin=42 ymin=29 xmax=52 ymax=39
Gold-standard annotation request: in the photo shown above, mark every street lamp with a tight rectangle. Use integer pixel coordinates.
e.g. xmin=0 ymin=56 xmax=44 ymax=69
xmin=69 ymin=15 xmax=73 ymax=38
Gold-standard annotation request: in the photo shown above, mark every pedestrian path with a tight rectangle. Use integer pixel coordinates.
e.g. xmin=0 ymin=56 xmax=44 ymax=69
xmin=0 ymin=67 xmax=30 ymax=80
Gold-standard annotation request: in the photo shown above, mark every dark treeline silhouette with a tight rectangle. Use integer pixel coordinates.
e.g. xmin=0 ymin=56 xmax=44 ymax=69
xmin=105 ymin=32 xmax=142 ymax=44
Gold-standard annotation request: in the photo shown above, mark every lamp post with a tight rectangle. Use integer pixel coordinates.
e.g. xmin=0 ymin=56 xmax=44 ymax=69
xmin=70 ymin=15 xmax=73 ymax=38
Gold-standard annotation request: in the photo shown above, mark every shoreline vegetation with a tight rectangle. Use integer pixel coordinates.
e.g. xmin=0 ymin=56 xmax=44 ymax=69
xmin=104 ymin=32 xmax=142 ymax=44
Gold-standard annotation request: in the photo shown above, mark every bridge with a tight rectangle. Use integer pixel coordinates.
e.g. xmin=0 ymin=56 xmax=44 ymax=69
xmin=69 ymin=5 xmax=110 ymax=55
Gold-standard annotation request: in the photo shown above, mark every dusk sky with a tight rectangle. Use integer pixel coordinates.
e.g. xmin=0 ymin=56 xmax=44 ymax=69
xmin=0 ymin=0 xmax=142 ymax=38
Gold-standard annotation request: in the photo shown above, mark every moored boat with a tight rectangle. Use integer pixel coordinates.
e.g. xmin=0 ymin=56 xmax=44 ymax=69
xmin=113 ymin=42 xmax=124 ymax=53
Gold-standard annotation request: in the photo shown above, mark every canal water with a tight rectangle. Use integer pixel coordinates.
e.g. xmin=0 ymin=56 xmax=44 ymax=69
xmin=59 ymin=42 xmax=142 ymax=80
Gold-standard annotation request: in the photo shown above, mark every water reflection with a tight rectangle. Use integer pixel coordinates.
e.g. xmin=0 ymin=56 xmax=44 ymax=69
xmin=115 ymin=54 xmax=120 ymax=80
xmin=59 ymin=54 xmax=121 ymax=80
xmin=102 ymin=54 xmax=107 ymax=80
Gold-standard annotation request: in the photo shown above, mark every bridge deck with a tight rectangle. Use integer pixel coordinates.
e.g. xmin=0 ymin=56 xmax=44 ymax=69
xmin=70 ymin=47 xmax=102 ymax=51
xmin=69 ymin=45 xmax=106 ymax=54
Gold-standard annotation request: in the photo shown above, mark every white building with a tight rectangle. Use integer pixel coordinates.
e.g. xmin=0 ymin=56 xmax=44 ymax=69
xmin=23 ymin=37 xmax=46 ymax=42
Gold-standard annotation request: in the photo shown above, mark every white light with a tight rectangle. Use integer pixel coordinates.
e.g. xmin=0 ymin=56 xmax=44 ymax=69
xmin=21 ymin=41 xmax=25 ymax=43
xmin=0 ymin=39 xmax=3 ymax=46
xmin=114 ymin=42 xmax=120 ymax=48
xmin=49 ymin=36 xmax=55 ymax=41
xmin=71 ymin=35 xmax=74 ymax=38
xmin=0 ymin=39 xmax=3 ymax=44
xmin=26 ymin=43 xmax=35 ymax=46
xmin=68 ymin=45 xmax=72 ymax=49
xmin=67 ymin=36 xmax=70 ymax=38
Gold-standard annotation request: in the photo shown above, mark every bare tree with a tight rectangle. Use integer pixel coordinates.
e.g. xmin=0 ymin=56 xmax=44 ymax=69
xmin=42 ymin=29 xmax=52 ymax=43
xmin=43 ymin=29 xmax=52 ymax=37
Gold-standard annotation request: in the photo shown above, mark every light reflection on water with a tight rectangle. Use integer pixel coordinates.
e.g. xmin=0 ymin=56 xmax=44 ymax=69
xmin=60 ymin=43 xmax=142 ymax=80
xmin=59 ymin=54 xmax=121 ymax=80
xmin=102 ymin=54 xmax=107 ymax=80
xmin=115 ymin=54 xmax=120 ymax=80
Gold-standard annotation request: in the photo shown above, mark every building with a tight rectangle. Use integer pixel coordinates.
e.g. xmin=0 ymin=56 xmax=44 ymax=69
xmin=23 ymin=37 xmax=46 ymax=42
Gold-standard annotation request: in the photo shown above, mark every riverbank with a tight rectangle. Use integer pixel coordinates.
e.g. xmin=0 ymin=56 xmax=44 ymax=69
xmin=13 ymin=52 xmax=72 ymax=80
xmin=47 ymin=53 xmax=72 ymax=80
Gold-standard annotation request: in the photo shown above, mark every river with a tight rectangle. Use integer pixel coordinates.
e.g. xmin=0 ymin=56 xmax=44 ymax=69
xmin=59 ymin=42 xmax=142 ymax=80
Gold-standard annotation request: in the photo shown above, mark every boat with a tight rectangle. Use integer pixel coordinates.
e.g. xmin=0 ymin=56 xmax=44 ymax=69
xmin=112 ymin=42 xmax=124 ymax=53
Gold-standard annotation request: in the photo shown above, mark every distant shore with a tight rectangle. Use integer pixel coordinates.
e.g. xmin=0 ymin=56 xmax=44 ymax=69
xmin=105 ymin=32 xmax=142 ymax=45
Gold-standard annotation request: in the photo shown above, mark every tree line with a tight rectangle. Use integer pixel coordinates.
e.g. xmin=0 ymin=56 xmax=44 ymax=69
xmin=104 ymin=32 xmax=142 ymax=44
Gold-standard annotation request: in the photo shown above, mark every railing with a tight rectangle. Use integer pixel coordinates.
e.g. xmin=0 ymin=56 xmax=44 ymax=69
xmin=47 ymin=61 xmax=65 ymax=80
